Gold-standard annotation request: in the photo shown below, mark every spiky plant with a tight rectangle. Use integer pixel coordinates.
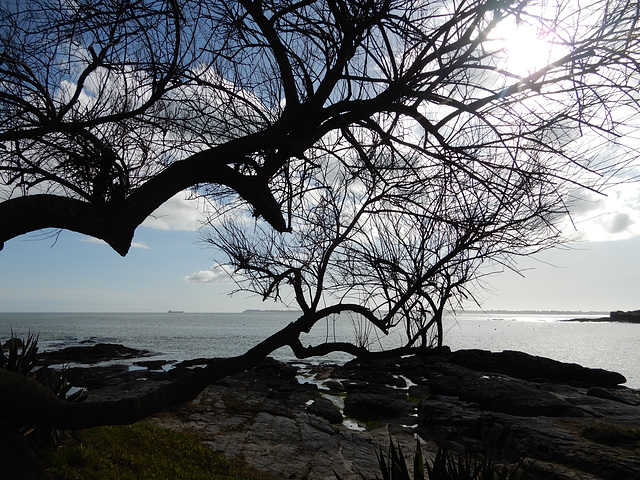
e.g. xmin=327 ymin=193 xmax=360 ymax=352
xmin=426 ymin=444 xmax=528 ymax=480
xmin=1 ymin=332 xmax=85 ymax=447
xmin=0 ymin=330 xmax=40 ymax=376
xmin=335 ymin=439 xmax=529 ymax=480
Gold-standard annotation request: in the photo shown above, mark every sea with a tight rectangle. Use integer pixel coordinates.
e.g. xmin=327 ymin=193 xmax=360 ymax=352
xmin=1 ymin=310 xmax=638 ymax=389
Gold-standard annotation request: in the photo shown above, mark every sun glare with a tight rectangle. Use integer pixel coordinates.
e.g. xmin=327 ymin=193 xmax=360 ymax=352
xmin=491 ymin=19 xmax=556 ymax=77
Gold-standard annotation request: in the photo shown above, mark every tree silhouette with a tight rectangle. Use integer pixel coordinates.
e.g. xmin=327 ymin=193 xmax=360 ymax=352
xmin=205 ymin=149 xmax=566 ymax=352
xmin=1 ymin=0 xmax=639 ymax=429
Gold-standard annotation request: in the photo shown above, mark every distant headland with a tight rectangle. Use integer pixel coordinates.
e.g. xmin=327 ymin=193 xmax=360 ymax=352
xmin=242 ymin=309 xmax=300 ymax=314
xmin=565 ymin=310 xmax=640 ymax=323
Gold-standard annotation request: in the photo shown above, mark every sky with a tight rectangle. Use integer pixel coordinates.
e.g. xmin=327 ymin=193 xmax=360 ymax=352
xmin=1 ymin=3 xmax=639 ymax=314
xmin=1 ymin=182 xmax=639 ymax=313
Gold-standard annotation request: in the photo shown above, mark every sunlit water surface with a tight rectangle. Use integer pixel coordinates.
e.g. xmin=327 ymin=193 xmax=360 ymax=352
xmin=1 ymin=311 xmax=638 ymax=388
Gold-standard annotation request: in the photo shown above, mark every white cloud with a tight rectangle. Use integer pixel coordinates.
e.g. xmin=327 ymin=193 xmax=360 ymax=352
xmin=568 ymin=182 xmax=640 ymax=242
xmin=142 ymin=192 xmax=209 ymax=232
xmin=81 ymin=237 xmax=149 ymax=249
xmin=603 ymin=212 xmax=634 ymax=234
xmin=185 ymin=265 xmax=234 ymax=284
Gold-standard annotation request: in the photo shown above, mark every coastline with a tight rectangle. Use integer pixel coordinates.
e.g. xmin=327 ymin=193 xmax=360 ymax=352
xmin=4 ymin=311 xmax=640 ymax=389
xmin=35 ymin=342 xmax=640 ymax=480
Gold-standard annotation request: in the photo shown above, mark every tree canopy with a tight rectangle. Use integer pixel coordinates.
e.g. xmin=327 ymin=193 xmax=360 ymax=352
xmin=1 ymin=0 xmax=638 ymax=253
xmin=1 ymin=0 xmax=640 ymax=428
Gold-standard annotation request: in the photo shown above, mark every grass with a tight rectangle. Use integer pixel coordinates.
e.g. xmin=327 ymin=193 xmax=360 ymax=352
xmin=38 ymin=422 xmax=277 ymax=480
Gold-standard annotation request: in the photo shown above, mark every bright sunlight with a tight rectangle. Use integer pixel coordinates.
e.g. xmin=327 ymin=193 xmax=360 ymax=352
xmin=491 ymin=18 xmax=559 ymax=76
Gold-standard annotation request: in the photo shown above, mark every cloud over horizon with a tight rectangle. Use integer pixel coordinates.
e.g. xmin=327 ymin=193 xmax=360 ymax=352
xmin=185 ymin=265 xmax=234 ymax=284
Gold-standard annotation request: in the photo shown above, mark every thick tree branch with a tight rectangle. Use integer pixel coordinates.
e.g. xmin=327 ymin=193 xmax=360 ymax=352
xmin=1 ymin=318 xmax=312 ymax=429
xmin=0 ymin=149 xmax=288 ymax=255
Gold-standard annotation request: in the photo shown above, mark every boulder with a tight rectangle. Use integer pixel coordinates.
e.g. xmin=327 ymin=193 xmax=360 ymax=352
xmin=447 ymin=349 xmax=626 ymax=387
xmin=306 ymin=397 xmax=343 ymax=424
xmin=344 ymin=389 xmax=410 ymax=421
xmin=321 ymin=380 xmax=344 ymax=392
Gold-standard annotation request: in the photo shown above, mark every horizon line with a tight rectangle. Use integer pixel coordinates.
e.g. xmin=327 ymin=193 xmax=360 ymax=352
xmin=0 ymin=309 xmax=614 ymax=315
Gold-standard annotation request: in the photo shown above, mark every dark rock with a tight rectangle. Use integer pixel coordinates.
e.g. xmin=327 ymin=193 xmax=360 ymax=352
xmin=1 ymin=338 xmax=24 ymax=351
xmin=341 ymin=379 xmax=370 ymax=392
xmin=610 ymin=310 xmax=640 ymax=323
xmin=341 ymin=357 xmax=404 ymax=384
xmin=134 ymin=360 xmax=173 ymax=370
xmin=321 ymin=380 xmax=344 ymax=392
xmin=392 ymin=375 xmax=407 ymax=388
xmin=587 ymin=386 xmax=638 ymax=405
xmin=344 ymin=389 xmax=410 ymax=420
xmin=417 ymin=395 xmax=640 ymax=480
xmin=243 ymin=359 xmax=301 ymax=396
xmin=51 ymin=345 xmax=640 ymax=480
xmin=64 ymin=364 xmax=147 ymax=389
xmin=39 ymin=343 xmax=151 ymax=365
xmin=255 ymin=357 xmax=297 ymax=378
xmin=407 ymin=384 xmax=431 ymax=399
xmin=582 ymin=421 xmax=640 ymax=447
xmin=307 ymin=397 xmax=343 ymax=424
xmin=448 ymin=349 xmax=626 ymax=387
xmin=468 ymin=379 xmax=587 ymax=417
xmin=420 ymin=361 xmax=588 ymax=417
xmin=174 ymin=357 xmax=218 ymax=368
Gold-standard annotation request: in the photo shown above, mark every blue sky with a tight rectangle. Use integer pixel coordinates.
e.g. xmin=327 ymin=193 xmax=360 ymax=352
xmin=0 ymin=193 xmax=284 ymax=313
xmin=1 ymin=185 xmax=639 ymax=313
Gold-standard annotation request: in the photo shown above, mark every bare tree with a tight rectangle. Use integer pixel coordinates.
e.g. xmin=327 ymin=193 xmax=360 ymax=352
xmin=1 ymin=0 xmax=639 ymax=430
xmin=205 ymin=134 xmax=570 ymax=354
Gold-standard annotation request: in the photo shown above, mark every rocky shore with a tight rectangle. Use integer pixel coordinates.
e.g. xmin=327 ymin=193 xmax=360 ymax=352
xmin=45 ymin=344 xmax=640 ymax=480
xmin=565 ymin=310 xmax=640 ymax=323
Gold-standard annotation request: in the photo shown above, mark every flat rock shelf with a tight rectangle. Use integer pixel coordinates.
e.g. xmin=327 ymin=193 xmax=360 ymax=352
xmin=48 ymin=345 xmax=640 ymax=480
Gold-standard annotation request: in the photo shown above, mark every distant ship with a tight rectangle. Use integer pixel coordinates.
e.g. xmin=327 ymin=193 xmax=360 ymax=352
xmin=167 ymin=310 xmax=184 ymax=314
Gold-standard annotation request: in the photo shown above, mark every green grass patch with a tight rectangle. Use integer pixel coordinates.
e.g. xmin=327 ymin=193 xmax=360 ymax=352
xmin=39 ymin=423 xmax=277 ymax=480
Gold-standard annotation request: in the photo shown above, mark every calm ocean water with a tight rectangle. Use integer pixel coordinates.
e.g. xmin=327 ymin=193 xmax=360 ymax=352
xmin=1 ymin=311 xmax=638 ymax=389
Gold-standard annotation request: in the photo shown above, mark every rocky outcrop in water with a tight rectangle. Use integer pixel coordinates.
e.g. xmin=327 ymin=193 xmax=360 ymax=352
xmin=610 ymin=310 xmax=640 ymax=323
xmin=39 ymin=342 xmax=151 ymax=365
xmin=566 ymin=309 xmax=640 ymax=323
